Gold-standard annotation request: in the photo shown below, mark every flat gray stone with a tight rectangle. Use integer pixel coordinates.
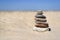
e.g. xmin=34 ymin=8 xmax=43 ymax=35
xmin=35 ymin=15 xmax=46 ymax=18
xmin=37 ymin=11 xmax=43 ymax=15
xmin=35 ymin=18 xmax=47 ymax=22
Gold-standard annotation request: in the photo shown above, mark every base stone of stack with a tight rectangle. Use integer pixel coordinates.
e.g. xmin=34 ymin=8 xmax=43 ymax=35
xmin=33 ymin=27 xmax=49 ymax=32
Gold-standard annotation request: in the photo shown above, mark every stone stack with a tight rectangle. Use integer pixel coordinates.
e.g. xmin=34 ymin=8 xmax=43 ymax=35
xmin=35 ymin=11 xmax=49 ymax=28
xmin=33 ymin=11 xmax=51 ymax=32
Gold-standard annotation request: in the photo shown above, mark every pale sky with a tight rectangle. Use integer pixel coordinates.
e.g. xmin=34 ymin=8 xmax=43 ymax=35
xmin=0 ymin=0 xmax=60 ymax=10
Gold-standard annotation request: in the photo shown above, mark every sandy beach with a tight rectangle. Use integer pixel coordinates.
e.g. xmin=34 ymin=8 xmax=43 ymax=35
xmin=0 ymin=11 xmax=60 ymax=40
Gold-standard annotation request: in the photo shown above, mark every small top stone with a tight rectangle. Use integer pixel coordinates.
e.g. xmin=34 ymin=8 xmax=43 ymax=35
xmin=37 ymin=10 xmax=43 ymax=15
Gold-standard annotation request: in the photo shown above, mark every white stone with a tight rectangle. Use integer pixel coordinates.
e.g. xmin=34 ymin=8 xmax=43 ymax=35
xmin=33 ymin=27 xmax=48 ymax=32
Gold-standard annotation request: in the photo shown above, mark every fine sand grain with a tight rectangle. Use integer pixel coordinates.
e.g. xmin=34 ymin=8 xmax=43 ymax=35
xmin=0 ymin=11 xmax=60 ymax=40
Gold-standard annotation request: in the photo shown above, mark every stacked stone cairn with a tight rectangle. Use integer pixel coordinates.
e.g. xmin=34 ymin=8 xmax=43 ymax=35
xmin=33 ymin=11 xmax=51 ymax=32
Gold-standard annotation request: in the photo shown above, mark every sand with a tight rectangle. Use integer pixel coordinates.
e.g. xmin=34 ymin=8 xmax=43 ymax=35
xmin=0 ymin=11 xmax=60 ymax=40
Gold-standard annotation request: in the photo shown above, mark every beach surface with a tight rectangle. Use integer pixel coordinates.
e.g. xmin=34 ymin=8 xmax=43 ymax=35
xmin=0 ymin=11 xmax=60 ymax=40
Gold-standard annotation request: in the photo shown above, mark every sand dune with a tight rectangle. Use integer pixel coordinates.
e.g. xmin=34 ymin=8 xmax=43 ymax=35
xmin=0 ymin=11 xmax=60 ymax=40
